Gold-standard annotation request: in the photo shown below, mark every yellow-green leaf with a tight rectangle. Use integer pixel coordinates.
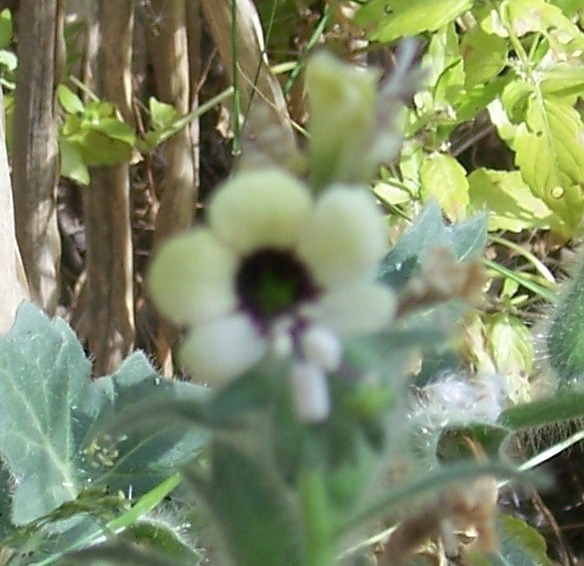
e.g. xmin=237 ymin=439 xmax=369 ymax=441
xmin=420 ymin=153 xmax=469 ymax=220
xmin=514 ymin=96 xmax=584 ymax=230
xmin=468 ymin=168 xmax=553 ymax=232
xmin=356 ymin=0 xmax=473 ymax=42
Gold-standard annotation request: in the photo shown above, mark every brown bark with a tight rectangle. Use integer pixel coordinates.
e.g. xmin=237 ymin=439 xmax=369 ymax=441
xmin=11 ymin=0 xmax=63 ymax=314
xmin=148 ymin=0 xmax=198 ymax=242
xmin=84 ymin=0 xmax=135 ymax=375
xmin=146 ymin=0 xmax=200 ymax=374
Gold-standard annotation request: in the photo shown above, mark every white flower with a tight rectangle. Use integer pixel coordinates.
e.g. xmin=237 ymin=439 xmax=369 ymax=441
xmin=149 ymin=168 xmax=396 ymax=421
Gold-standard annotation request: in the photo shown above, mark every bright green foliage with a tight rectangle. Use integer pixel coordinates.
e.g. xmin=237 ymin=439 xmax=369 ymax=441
xmin=355 ymin=0 xmax=473 ymax=42
xmin=58 ymin=85 xmax=135 ymax=185
xmin=420 ymin=153 xmax=469 ymax=221
xmin=360 ymin=0 xmax=584 ymax=240
xmin=468 ymin=169 xmax=553 ymax=232
xmin=139 ymin=96 xmax=182 ymax=152
xmin=514 ymin=97 xmax=584 ymax=231
xmin=0 ymin=302 xmax=207 ymax=529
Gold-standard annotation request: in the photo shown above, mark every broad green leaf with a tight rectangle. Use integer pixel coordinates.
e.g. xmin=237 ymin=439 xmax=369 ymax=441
xmin=461 ymin=27 xmax=507 ymax=89
xmin=60 ymin=139 xmax=90 ymax=185
xmin=514 ymin=96 xmax=584 ymax=230
xmin=0 ymin=9 xmax=12 ymax=50
xmin=468 ymin=514 xmax=553 ymax=566
xmin=0 ymin=303 xmax=207 ymax=526
xmin=355 ymin=0 xmax=473 ymax=42
xmin=468 ymin=168 xmax=553 ymax=232
xmin=420 ymin=153 xmax=469 ymax=221
xmin=57 ymin=84 xmax=85 ymax=115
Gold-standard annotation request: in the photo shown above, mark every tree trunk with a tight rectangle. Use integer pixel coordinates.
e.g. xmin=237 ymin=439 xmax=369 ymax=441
xmin=11 ymin=0 xmax=63 ymax=314
xmin=147 ymin=0 xmax=199 ymax=374
xmin=148 ymin=0 xmax=197 ymax=242
xmin=84 ymin=0 xmax=135 ymax=375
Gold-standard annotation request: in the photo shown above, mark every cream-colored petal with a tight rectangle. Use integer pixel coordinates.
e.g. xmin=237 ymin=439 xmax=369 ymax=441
xmin=208 ymin=169 xmax=313 ymax=254
xmin=305 ymin=283 xmax=396 ymax=338
xmin=296 ymin=187 xmax=387 ymax=289
xmin=180 ymin=313 xmax=267 ymax=386
xmin=148 ymin=229 xmax=237 ymax=326
xmin=290 ymin=360 xmax=331 ymax=422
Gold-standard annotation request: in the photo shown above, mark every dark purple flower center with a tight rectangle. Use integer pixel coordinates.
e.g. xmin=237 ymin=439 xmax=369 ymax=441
xmin=236 ymin=249 xmax=318 ymax=323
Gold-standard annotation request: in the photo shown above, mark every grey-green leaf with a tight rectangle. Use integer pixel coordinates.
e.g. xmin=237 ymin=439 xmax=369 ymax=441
xmin=0 ymin=303 xmax=207 ymax=526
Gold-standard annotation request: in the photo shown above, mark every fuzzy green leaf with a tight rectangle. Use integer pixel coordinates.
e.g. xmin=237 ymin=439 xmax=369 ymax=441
xmin=499 ymin=391 xmax=584 ymax=429
xmin=546 ymin=260 xmax=584 ymax=388
xmin=356 ymin=0 xmax=473 ymax=42
xmin=0 ymin=303 xmax=207 ymax=526
xmin=380 ymin=202 xmax=487 ymax=289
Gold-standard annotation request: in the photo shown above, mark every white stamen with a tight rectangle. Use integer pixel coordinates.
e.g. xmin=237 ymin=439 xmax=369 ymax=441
xmin=270 ymin=317 xmax=294 ymax=358
xmin=300 ymin=324 xmax=343 ymax=372
xmin=290 ymin=361 xmax=331 ymax=422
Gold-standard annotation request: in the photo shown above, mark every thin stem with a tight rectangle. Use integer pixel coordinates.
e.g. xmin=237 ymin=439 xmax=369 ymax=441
xmin=231 ymin=0 xmax=241 ymax=155
xmin=299 ymin=433 xmax=335 ymax=566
